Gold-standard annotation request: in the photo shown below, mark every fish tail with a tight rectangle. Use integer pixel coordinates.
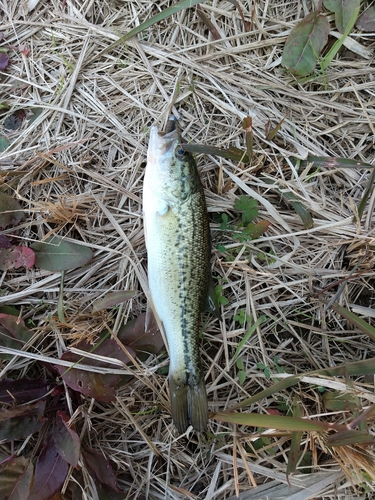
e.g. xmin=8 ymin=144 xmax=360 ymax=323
xmin=169 ymin=374 xmax=208 ymax=433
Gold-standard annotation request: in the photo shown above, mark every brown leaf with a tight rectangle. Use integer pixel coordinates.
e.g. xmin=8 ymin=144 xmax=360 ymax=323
xmin=56 ymin=335 xmax=136 ymax=402
xmin=118 ymin=312 xmax=164 ymax=358
xmin=0 ymin=455 xmax=33 ymax=500
xmin=82 ymin=447 xmax=121 ymax=492
xmin=0 ymin=400 xmax=46 ymax=441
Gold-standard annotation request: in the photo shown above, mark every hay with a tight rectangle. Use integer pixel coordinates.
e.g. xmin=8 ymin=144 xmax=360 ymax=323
xmin=1 ymin=1 xmax=375 ymax=498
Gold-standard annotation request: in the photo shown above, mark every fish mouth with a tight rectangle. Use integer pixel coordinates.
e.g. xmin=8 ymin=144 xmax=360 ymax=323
xmin=149 ymin=116 xmax=180 ymax=155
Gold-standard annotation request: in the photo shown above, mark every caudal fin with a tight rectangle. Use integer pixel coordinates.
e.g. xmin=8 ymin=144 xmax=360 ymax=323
xmin=169 ymin=375 xmax=208 ymax=433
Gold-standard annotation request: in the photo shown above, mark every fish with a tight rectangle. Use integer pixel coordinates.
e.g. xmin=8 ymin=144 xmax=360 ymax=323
xmin=143 ymin=116 xmax=210 ymax=433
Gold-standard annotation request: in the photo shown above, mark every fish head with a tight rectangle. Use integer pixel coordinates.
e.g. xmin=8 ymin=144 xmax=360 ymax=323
xmin=146 ymin=119 xmax=199 ymax=204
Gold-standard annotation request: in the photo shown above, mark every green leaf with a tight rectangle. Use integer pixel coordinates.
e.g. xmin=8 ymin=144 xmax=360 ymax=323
xmin=234 ymin=196 xmax=258 ymax=224
xmin=0 ymin=191 xmax=25 ymax=230
xmin=320 ymin=4 xmax=360 ymax=71
xmin=0 ymin=136 xmax=10 ymax=152
xmin=0 ymin=314 xmax=33 ymax=360
xmin=323 ymin=390 xmax=360 ymax=412
xmin=323 ymin=0 xmax=360 ymax=33
xmin=282 ymin=11 xmax=330 ymax=77
xmin=32 ymin=236 xmax=93 ymax=271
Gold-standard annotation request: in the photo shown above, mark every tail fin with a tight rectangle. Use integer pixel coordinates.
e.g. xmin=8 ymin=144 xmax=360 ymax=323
xmin=169 ymin=374 xmax=208 ymax=433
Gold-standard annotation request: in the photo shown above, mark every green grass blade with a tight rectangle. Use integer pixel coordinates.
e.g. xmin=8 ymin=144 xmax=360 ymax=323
xmin=212 ymin=412 xmax=347 ymax=432
xmin=330 ymin=303 xmax=375 ymax=342
xmin=262 ymin=178 xmax=314 ymax=229
xmin=320 ymin=6 xmax=360 ymax=71
xmin=227 ymin=358 xmax=375 ymax=412
xmin=233 ymin=316 xmax=266 ymax=361
xmin=302 ymin=155 xmax=375 ymax=169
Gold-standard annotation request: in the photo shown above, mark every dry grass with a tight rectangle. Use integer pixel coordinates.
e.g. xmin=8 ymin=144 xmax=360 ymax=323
xmin=1 ymin=0 xmax=375 ymax=498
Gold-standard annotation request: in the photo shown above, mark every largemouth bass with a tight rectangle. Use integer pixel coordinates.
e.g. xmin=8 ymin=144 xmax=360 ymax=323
xmin=143 ymin=117 xmax=210 ymax=433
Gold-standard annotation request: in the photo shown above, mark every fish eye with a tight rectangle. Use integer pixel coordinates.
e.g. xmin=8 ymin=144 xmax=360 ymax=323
xmin=176 ymin=146 xmax=186 ymax=158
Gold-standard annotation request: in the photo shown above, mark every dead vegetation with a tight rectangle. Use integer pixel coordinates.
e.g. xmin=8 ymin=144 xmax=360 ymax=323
xmin=1 ymin=0 xmax=375 ymax=499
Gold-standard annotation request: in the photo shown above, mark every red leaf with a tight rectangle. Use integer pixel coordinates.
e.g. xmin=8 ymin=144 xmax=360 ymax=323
xmin=0 ymin=455 xmax=33 ymax=500
xmin=56 ymin=336 xmax=135 ymax=402
xmin=0 ymin=378 xmax=47 ymax=404
xmin=0 ymin=400 xmax=46 ymax=441
xmin=53 ymin=411 xmax=80 ymax=467
xmin=83 ymin=447 xmax=120 ymax=492
xmin=0 ymin=53 xmax=9 ymax=70
xmin=27 ymin=439 xmax=68 ymax=500
xmin=0 ymin=314 xmax=33 ymax=360
xmin=18 ymin=45 xmax=30 ymax=56
xmin=0 ymin=246 xmax=35 ymax=271
xmin=0 ymin=235 xmax=12 ymax=249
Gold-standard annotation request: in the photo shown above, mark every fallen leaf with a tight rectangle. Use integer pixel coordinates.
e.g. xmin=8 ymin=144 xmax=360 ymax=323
xmin=118 ymin=312 xmax=164 ymax=359
xmin=356 ymin=6 xmax=375 ymax=32
xmin=281 ymin=11 xmax=330 ymax=76
xmin=0 ymin=246 xmax=35 ymax=271
xmin=27 ymin=439 xmax=68 ymax=500
xmin=0 ymin=235 xmax=12 ymax=249
xmin=4 ymin=110 xmax=26 ymax=131
xmin=32 ymin=235 xmax=93 ymax=271
xmin=83 ymin=447 xmax=121 ymax=492
xmin=0 ymin=314 xmax=33 ymax=360
xmin=0 ymin=53 xmax=9 ymax=70
xmin=0 ymin=400 xmax=46 ymax=441
xmin=0 ymin=191 xmax=25 ymax=230
xmin=56 ymin=334 xmax=135 ymax=402
xmin=0 ymin=136 xmax=10 ymax=152
xmin=53 ymin=411 xmax=80 ymax=467
xmin=27 ymin=107 xmax=42 ymax=124
xmin=0 ymin=456 xmax=33 ymax=500
xmin=0 ymin=378 xmax=47 ymax=404
xmin=92 ymin=290 xmax=136 ymax=312
xmin=18 ymin=45 xmax=30 ymax=56
xmin=323 ymin=0 xmax=360 ymax=33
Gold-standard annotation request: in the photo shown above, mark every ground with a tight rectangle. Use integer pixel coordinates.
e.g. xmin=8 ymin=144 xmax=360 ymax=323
xmin=0 ymin=1 xmax=375 ymax=499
